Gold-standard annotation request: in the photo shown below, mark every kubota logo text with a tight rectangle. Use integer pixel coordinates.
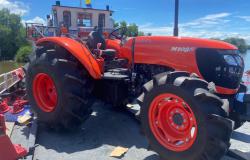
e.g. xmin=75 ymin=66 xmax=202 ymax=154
xmin=171 ymin=47 xmax=195 ymax=53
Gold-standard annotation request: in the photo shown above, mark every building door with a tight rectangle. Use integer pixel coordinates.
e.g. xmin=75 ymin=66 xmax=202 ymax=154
xmin=98 ymin=14 xmax=105 ymax=28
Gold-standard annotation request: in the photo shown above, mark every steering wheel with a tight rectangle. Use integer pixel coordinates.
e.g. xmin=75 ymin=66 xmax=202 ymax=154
xmin=109 ymin=27 xmax=127 ymax=40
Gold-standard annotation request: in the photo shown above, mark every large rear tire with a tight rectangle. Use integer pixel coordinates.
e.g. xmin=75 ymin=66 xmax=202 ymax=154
xmin=26 ymin=45 xmax=94 ymax=130
xmin=139 ymin=72 xmax=233 ymax=160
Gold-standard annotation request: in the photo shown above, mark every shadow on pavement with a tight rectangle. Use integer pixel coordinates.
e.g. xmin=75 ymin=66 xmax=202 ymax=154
xmin=34 ymin=102 xmax=158 ymax=160
xmin=144 ymin=154 xmax=160 ymax=160
xmin=232 ymin=131 xmax=250 ymax=143
xmin=25 ymin=101 xmax=248 ymax=160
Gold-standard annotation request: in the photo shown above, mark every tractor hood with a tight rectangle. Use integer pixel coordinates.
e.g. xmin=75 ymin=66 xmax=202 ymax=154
xmin=134 ymin=36 xmax=237 ymax=51
xmin=120 ymin=36 xmax=242 ymax=94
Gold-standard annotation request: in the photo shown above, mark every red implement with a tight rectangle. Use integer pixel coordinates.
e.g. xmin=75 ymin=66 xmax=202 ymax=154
xmin=0 ymin=114 xmax=6 ymax=134
xmin=11 ymin=99 xmax=29 ymax=114
xmin=0 ymin=114 xmax=28 ymax=160
xmin=0 ymin=99 xmax=11 ymax=114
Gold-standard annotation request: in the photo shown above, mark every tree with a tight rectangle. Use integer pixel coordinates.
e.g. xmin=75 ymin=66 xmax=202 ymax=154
xmin=115 ymin=21 xmax=145 ymax=37
xmin=0 ymin=9 xmax=28 ymax=60
xmin=119 ymin=21 xmax=127 ymax=29
xmin=138 ymin=31 xmax=145 ymax=36
xmin=211 ymin=37 xmax=248 ymax=54
xmin=15 ymin=44 xmax=32 ymax=63
xmin=223 ymin=37 xmax=248 ymax=54
xmin=114 ymin=22 xmax=119 ymax=28
xmin=127 ymin=23 xmax=138 ymax=36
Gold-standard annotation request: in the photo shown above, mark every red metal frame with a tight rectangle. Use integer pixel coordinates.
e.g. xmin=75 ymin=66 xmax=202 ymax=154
xmin=32 ymin=73 xmax=58 ymax=112
xmin=148 ymin=93 xmax=198 ymax=152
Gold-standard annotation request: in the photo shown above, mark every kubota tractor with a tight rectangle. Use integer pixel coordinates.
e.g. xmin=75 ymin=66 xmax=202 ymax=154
xmin=25 ymin=26 xmax=250 ymax=160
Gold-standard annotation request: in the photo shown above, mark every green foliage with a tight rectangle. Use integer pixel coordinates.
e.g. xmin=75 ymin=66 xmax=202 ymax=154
xmin=223 ymin=37 xmax=248 ymax=54
xmin=212 ymin=37 xmax=248 ymax=54
xmin=114 ymin=22 xmax=119 ymax=28
xmin=127 ymin=23 xmax=138 ymax=37
xmin=138 ymin=31 xmax=145 ymax=36
xmin=115 ymin=21 xmax=147 ymax=37
xmin=15 ymin=44 xmax=32 ymax=63
xmin=0 ymin=9 xmax=28 ymax=60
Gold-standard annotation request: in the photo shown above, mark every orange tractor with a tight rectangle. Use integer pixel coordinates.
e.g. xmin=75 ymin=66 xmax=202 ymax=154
xmin=25 ymin=2 xmax=250 ymax=160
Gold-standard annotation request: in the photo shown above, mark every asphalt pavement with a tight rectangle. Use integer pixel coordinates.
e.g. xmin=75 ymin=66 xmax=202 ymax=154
xmin=11 ymin=101 xmax=250 ymax=160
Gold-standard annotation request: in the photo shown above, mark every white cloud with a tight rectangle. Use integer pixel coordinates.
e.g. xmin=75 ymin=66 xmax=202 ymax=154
xmin=23 ymin=16 xmax=46 ymax=25
xmin=237 ymin=16 xmax=250 ymax=22
xmin=180 ymin=28 xmax=250 ymax=42
xmin=0 ymin=0 xmax=29 ymax=16
xmin=139 ymin=13 xmax=232 ymax=35
xmin=181 ymin=13 xmax=231 ymax=28
xmin=139 ymin=24 xmax=173 ymax=35
xmin=139 ymin=12 xmax=250 ymax=44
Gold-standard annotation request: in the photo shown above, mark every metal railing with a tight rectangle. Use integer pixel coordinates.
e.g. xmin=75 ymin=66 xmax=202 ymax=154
xmin=0 ymin=68 xmax=25 ymax=95
xmin=25 ymin=23 xmax=114 ymax=41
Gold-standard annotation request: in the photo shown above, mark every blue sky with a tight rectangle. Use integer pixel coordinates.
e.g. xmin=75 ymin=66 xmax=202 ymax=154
xmin=1 ymin=0 xmax=250 ymax=43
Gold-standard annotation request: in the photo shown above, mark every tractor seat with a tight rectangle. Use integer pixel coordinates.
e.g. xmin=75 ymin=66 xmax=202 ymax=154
xmin=87 ymin=31 xmax=117 ymax=60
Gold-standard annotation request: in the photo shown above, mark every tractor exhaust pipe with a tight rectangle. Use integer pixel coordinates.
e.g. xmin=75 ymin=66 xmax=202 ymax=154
xmin=173 ymin=0 xmax=179 ymax=37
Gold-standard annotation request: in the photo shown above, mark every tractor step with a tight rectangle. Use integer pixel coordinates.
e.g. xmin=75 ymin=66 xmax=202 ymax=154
xmin=103 ymin=68 xmax=130 ymax=80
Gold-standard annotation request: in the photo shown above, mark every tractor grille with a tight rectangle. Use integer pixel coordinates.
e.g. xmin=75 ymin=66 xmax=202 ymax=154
xmin=196 ymin=48 xmax=244 ymax=89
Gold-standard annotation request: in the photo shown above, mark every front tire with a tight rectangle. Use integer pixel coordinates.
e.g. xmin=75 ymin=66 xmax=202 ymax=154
xmin=139 ymin=72 xmax=233 ymax=160
xmin=26 ymin=46 xmax=94 ymax=130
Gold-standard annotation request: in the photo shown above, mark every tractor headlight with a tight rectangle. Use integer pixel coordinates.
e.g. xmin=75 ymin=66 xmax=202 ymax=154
xmin=223 ymin=54 xmax=244 ymax=67
xmin=224 ymin=55 xmax=238 ymax=66
xmin=234 ymin=55 xmax=244 ymax=67
xmin=196 ymin=48 xmax=244 ymax=89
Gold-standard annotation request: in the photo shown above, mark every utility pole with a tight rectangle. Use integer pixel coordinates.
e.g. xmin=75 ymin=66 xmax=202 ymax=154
xmin=173 ymin=0 xmax=179 ymax=37
xmin=80 ymin=0 xmax=82 ymax=8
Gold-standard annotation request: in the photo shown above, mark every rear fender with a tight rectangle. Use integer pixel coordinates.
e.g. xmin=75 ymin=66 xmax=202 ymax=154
xmin=37 ymin=37 xmax=102 ymax=79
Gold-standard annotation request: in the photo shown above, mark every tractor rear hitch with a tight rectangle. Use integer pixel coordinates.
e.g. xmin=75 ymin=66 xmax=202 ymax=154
xmin=236 ymin=93 xmax=250 ymax=121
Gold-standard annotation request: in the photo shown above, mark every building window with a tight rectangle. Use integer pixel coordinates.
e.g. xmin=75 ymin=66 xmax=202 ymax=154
xmin=98 ymin=14 xmax=105 ymax=28
xmin=63 ymin=11 xmax=71 ymax=27
xmin=77 ymin=13 xmax=92 ymax=27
